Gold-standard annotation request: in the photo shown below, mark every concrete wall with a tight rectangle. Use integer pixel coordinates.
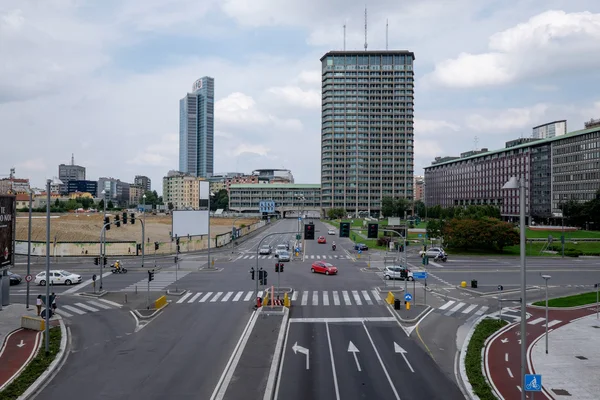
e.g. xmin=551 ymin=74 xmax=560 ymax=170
xmin=15 ymin=220 xmax=268 ymax=257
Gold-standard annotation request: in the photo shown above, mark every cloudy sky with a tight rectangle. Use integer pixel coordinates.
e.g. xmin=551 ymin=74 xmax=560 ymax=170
xmin=2 ymin=0 xmax=600 ymax=192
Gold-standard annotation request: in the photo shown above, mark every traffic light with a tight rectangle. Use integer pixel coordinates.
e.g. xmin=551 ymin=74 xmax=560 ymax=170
xmin=250 ymin=267 xmax=255 ymax=280
xmin=136 ymin=243 xmax=142 ymax=252
xmin=154 ymin=242 xmax=159 ymax=251
xmin=367 ymin=223 xmax=379 ymax=239
xmin=103 ymin=258 xmax=107 ymax=266
xmin=275 ymin=263 xmax=280 ymax=272
xmin=148 ymin=270 xmax=154 ymax=282
xmin=115 ymin=214 xmax=121 ymax=227
xmin=177 ymin=245 xmax=180 ymax=253
xmin=94 ymin=257 xmax=99 ymax=265
xmin=280 ymin=264 xmax=284 ymax=272
xmin=340 ymin=222 xmax=350 ymax=238
xmin=263 ymin=270 xmax=268 ymax=286
xmin=104 ymin=216 xmax=110 ymax=230
xmin=130 ymin=213 xmax=135 ymax=224
xmin=304 ymin=223 xmax=315 ymax=240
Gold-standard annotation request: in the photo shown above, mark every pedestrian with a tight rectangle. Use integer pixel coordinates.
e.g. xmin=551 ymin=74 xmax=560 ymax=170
xmin=51 ymin=292 xmax=57 ymax=313
xmin=36 ymin=295 xmax=43 ymax=316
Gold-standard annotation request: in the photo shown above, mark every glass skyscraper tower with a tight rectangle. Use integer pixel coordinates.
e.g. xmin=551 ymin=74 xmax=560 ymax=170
xmin=320 ymin=51 xmax=415 ymax=216
xmin=179 ymin=76 xmax=215 ymax=178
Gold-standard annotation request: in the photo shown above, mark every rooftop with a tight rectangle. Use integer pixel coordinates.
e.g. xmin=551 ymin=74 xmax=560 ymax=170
xmin=229 ymin=184 xmax=320 ymax=189
xmin=320 ymin=50 xmax=415 ymax=61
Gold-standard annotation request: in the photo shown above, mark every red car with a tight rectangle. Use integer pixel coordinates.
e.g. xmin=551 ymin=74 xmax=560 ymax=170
xmin=317 ymin=236 xmax=327 ymax=244
xmin=311 ymin=261 xmax=338 ymax=275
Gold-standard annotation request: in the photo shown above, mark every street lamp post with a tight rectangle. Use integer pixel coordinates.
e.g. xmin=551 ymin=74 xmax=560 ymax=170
xmin=231 ymin=216 xmax=242 ymax=253
xmin=503 ymin=176 xmax=527 ymax=400
xmin=541 ymin=274 xmax=551 ymax=354
xmin=26 ymin=189 xmax=33 ymax=310
xmin=45 ymin=177 xmax=62 ymax=355
xmin=142 ymin=194 xmax=146 ymax=268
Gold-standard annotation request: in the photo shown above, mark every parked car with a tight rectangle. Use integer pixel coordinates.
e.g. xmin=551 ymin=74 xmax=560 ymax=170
xmin=383 ymin=266 xmax=414 ymax=281
xmin=259 ymin=245 xmax=272 ymax=255
xmin=34 ymin=270 xmax=82 ymax=286
xmin=317 ymin=236 xmax=327 ymax=244
xmin=354 ymin=243 xmax=368 ymax=251
xmin=328 ymin=229 xmax=336 ymax=235
xmin=311 ymin=261 xmax=338 ymax=275
xmin=8 ymin=271 xmax=22 ymax=285
xmin=278 ymin=251 xmax=291 ymax=262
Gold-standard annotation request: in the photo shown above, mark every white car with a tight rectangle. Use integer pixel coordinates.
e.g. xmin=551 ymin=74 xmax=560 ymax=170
xmin=328 ymin=229 xmax=336 ymax=235
xmin=383 ymin=266 xmax=414 ymax=281
xmin=35 ymin=270 xmax=82 ymax=286
xmin=419 ymin=247 xmax=447 ymax=258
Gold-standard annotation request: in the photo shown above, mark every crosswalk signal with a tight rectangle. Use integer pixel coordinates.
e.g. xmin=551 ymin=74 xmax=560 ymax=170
xmin=154 ymin=242 xmax=159 ymax=251
xmin=115 ymin=214 xmax=121 ymax=227
xmin=148 ymin=270 xmax=154 ymax=282
xmin=122 ymin=212 xmax=127 ymax=224
xmin=250 ymin=267 xmax=255 ymax=280
xmin=367 ymin=223 xmax=379 ymax=239
xmin=103 ymin=257 xmax=107 ymax=266
xmin=304 ymin=223 xmax=315 ymax=240
xmin=104 ymin=216 xmax=110 ymax=230
xmin=130 ymin=213 xmax=135 ymax=224
xmin=340 ymin=222 xmax=350 ymax=238
xmin=275 ymin=263 xmax=280 ymax=272
xmin=280 ymin=264 xmax=284 ymax=272
xmin=94 ymin=257 xmax=98 ymax=265
xmin=176 ymin=236 xmax=180 ymax=246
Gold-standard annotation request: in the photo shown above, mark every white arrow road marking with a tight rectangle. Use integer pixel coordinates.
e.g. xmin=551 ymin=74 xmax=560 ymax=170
xmin=394 ymin=342 xmax=414 ymax=373
xmin=347 ymin=341 xmax=361 ymax=371
xmin=501 ymin=338 xmax=509 ymax=343
xmin=17 ymin=340 xmax=25 ymax=348
xmin=292 ymin=342 xmax=310 ymax=370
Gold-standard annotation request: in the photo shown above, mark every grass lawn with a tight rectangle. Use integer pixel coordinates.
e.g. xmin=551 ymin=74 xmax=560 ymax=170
xmin=526 ymin=228 xmax=600 ymax=239
xmin=532 ymin=291 xmax=599 ymax=307
xmin=448 ymin=240 xmax=600 ymax=257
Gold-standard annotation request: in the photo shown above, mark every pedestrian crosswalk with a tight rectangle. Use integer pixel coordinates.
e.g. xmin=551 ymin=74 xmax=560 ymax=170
xmin=436 ymin=300 xmax=490 ymax=317
xmin=54 ymin=298 xmax=122 ymax=318
xmin=235 ymin=254 xmax=348 ymax=261
xmin=527 ymin=316 xmax=562 ymax=328
xmin=173 ymin=289 xmax=384 ymax=307
xmin=121 ymin=269 xmax=191 ymax=292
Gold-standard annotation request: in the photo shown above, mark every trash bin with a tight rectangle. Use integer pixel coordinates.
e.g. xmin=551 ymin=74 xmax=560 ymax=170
xmin=471 ymin=280 xmax=478 ymax=289
xmin=394 ymin=299 xmax=401 ymax=310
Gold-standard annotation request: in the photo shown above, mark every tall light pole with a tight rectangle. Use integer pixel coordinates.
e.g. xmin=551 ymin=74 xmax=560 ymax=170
xmin=503 ymin=176 xmax=527 ymax=400
xmin=26 ymin=188 xmax=33 ymax=310
xmin=45 ymin=177 xmax=62 ymax=355
xmin=100 ymin=189 xmax=108 ymax=290
xmin=142 ymin=194 xmax=146 ymax=268
xmin=541 ymin=274 xmax=551 ymax=354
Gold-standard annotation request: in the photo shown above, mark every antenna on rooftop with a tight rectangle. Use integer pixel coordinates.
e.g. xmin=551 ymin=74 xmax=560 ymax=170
xmin=386 ymin=19 xmax=389 ymax=50
xmin=364 ymin=7 xmax=368 ymax=51
xmin=71 ymin=153 xmax=75 ymax=165
xmin=343 ymin=21 xmax=346 ymax=51
xmin=474 ymin=136 xmax=479 ymax=151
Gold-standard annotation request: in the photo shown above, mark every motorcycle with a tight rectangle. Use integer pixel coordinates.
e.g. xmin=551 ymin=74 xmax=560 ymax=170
xmin=110 ymin=264 xmax=128 ymax=273
xmin=332 ymin=244 xmax=336 ymax=251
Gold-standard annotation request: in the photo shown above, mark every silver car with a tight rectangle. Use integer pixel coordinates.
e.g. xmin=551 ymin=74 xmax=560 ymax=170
xmin=278 ymin=251 xmax=291 ymax=262
xmin=383 ymin=266 xmax=414 ymax=281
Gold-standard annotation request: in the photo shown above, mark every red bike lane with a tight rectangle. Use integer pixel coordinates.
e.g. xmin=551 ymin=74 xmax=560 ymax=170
xmin=0 ymin=328 xmax=42 ymax=389
xmin=485 ymin=306 xmax=597 ymax=399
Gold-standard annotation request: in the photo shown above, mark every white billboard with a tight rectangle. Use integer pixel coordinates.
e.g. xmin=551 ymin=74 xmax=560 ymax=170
xmin=172 ymin=210 xmax=209 ymax=237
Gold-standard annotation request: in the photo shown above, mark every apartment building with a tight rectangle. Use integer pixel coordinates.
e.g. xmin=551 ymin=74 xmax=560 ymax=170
xmin=320 ymin=50 xmax=415 ymax=216
xmin=162 ymin=170 xmax=206 ymax=210
xmin=414 ymin=176 xmax=424 ymax=201
xmin=134 ymin=175 xmax=151 ymax=192
xmin=229 ymin=184 xmax=321 ymax=216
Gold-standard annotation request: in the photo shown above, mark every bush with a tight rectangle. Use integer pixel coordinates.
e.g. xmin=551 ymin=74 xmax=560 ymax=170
xmin=564 ymin=249 xmax=582 ymax=257
xmin=377 ymin=236 xmax=392 ymax=247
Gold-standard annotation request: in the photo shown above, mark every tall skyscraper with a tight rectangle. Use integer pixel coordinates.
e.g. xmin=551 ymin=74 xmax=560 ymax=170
xmin=179 ymin=77 xmax=215 ymax=178
xmin=320 ymin=51 xmax=415 ymax=216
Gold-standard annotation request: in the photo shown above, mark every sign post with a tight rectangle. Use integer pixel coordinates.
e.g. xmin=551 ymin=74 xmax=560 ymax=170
xmin=404 ymin=293 xmax=413 ymax=309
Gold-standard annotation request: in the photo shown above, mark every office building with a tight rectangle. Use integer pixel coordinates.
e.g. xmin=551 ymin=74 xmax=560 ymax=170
xmin=134 ymin=175 xmax=151 ymax=192
xmin=98 ymin=178 xmax=130 ymax=206
xmin=179 ymin=77 xmax=215 ymax=178
xmin=533 ymin=120 xmax=567 ymax=139
xmin=320 ymin=50 xmax=415 ymax=216
xmin=424 ymin=122 xmax=600 ymax=222
xmin=58 ymin=154 xmax=86 ymax=194
xmin=129 ymin=185 xmax=145 ymax=205
xmin=229 ymin=184 xmax=321 ymax=216
xmin=162 ymin=170 xmax=206 ymax=210
xmin=67 ymin=180 xmax=98 ymax=196
xmin=414 ymin=176 xmax=424 ymax=201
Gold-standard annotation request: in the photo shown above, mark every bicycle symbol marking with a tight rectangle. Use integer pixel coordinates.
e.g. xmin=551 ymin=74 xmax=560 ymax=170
xmin=525 ymin=377 xmax=540 ymax=390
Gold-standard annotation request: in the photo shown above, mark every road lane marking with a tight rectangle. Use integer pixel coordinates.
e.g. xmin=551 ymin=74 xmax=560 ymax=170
xmin=544 ymin=320 xmax=561 ymax=328
xmin=54 ymin=309 xmax=73 ymax=318
xmin=232 ymin=291 xmax=243 ymax=301
xmin=325 ymin=322 xmax=341 ymax=400
xmin=352 ymin=291 xmax=362 ymax=306
xmin=63 ymin=271 xmax=112 ymax=294
xmin=75 ymin=302 xmax=99 ymax=312
xmin=323 ymin=291 xmax=330 ymax=306
xmin=474 ymin=306 xmax=489 ymax=315
xmin=371 ymin=290 xmax=383 ymax=304
xmin=221 ymin=292 xmax=234 ymax=302
xmin=361 ymin=290 xmax=373 ymax=305
xmin=507 ymin=367 xmax=513 ymax=378
xmin=332 ymin=291 xmax=340 ymax=305
xmin=342 ymin=291 xmax=351 ymax=305
xmin=177 ymin=292 xmax=193 ymax=303
xmin=211 ymin=292 xmax=223 ymax=302
xmin=96 ymin=298 xmax=123 ymax=308
xmin=362 ymin=322 xmax=400 ymax=399
xmin=188 ymin=293 xmax=202 ymax=303
xmin=289 ymin=317 xmax=397 ymax=323
xmin=291 ymin=291 xmax=298 ymax=301
xmin=62 ymin=305 xmax=86 ymax=315
xmin=528 ymin=317 xmax=545 ymax=325
xmin=438 ymin=300 xmax=455 ymax=310
xmin=86 ymin=300 xmax=111 ymax=310
xmin=505 ymin=353 xmax=509 ymax=362
xmin=200 ymin=292 xmax=213 ymax=302
xmin=312 ymin=291 xmax=319 ymax=306
xmin=444 ymin=302 xmax=465 ymax=316
xmin=243 ymin=291 xmax=254 ymax=301
xmin=461 ymin=304 xmax=478 ymax=314
xmin=301 ymin=291 xmax=308 ymax=306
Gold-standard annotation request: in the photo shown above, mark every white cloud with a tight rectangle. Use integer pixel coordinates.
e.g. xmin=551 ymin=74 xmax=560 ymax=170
xmin=465 ymin=104 xmax=549 ymax=132
xmin=296 ymin=70 xmax=321 ymax=85
xmin=414 ymin=119 xmax=461 ymax=135
xmin=231 ymin=144 xmax=270 ymax=157
xmin=16 ymin=158 xmax=47 ymax=172
xmin=128 ymin=134 xmax=178 ymax=166
xmin=267 ymin=86 xmax=320 ymax=109
xmin=426 ymin=10 xmax=600 ymax=88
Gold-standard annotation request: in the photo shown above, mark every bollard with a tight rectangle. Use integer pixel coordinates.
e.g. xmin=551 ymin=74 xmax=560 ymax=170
xmin=406 ymin=301 xmax=411 ymax=310
xmin=125 ymin=294 xmax=128 ymax=303
xmin=135 ymin=285 xmax=138 ymax=294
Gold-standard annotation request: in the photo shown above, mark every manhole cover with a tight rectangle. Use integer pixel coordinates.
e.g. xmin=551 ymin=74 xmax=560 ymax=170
xmin=551 ymin=388 xmax=571 ymax=396
xmin=575 ymin=355 xmax=588 ymax=360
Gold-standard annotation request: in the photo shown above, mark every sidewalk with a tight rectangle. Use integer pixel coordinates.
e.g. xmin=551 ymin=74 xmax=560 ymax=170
xmin=531 ymin=313 xmax=600 ymax=399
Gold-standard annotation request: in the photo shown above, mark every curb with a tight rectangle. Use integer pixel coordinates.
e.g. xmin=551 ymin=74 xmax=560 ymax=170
xmin=134 ymin=301 xmax=170 ymax=320
xmin=458 ymin=285 xmax=540 ymax=297
xmin=457 ymin=313 xmax=490 ymax=400
xmin=78 ymin=291 xmax=108 ymax=298
xmin=166 ymin=289 xmax=188 ymax=296
xmin=386 ymin=303 xmax=432 ymax=323
xmin=263 ymin=307 xmax=290 ymax=400
xmin=19 ymin=316 xmax=70 ymax=400
xmin=528 ymin=302 xmax=598 ymax=310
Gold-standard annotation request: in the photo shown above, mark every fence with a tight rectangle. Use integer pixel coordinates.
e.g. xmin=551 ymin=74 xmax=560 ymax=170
xmin=15 ymin=220 xmax=267 ymax=257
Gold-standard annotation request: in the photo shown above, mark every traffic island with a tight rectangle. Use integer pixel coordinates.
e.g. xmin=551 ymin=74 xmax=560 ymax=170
xmin=133 ymin=295 xmax=169 ymax=320
xmin=166 ymin=289 xmax=188 ymax=296
xmin=79 ymin=290 xmax=108 ymax=298
xmin=458 ymin=282 xmax=540 ymax=297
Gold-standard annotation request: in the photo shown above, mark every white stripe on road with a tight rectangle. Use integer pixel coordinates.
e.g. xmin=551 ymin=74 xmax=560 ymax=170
xmin=461 ymin=304 xmax=478 ymax=314
xmin=54 ymin=309 xmax=73 ymax=318
xmin=312 ymin=291 xmax=319 ymax=306
xmin=75 ymin=302 xmax=100 ymax=312
xmin=528 ymin=317 xmax=546 ymax=325
xmin=86 ymin=300 xmax=112 ymax=310
xmin=177 ymin=292 xmax=193 ymax=303
xmin=301 ymin=291 xmax=308 ymax=306
xmin=342 ymin=291 xmax=351 ymax=305
xmin=211 ymin=292 xmax=223 ymax=302
xmin=96 ymin=298 xmax=123 ymax=308
xmin=200 ymin=292 xmax=213 ymax=302
xmin=62 ymin=305 xmax=86 ymax=315
xmin=323 ymin=291 xmax=329 ymax=306
xmin=544 ymin=320 xmax=561 ymax=328
xmin=444 ymin=302 xmax=465 ymax=316
xmin=221 ymin=292 xmax=234 ymax=302
xmin=352 ymin=291 xmax=362 ymax=306
xmin=361 ymin=290 xmax=373 ymax=305
xmin=438 ymin=300 xmax=455 ymax=310
xmin=371 ymin=290 xmax=383 ymax=304
xmin=291 ymin=291 xmax=299 ymax=301
xmin=188 ymin=292 xmax=203 ymax=303
xmin=332 ymin=291 xmax=340 ymax=306
xmin=475 ymin=306 xmax=489 ymax=315
xmin=63 ymin=271 xmax=112 ymax=294
xmin=243 ymin=291 xmax=254 ymax=302
xmin=233 ymin=291 xmax=244 ymax=302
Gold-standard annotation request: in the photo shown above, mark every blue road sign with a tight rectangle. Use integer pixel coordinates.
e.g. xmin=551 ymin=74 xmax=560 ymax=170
xmin=404 ymin=293 xmax=413 ymax=302
xmin=358 ymin=249 xmax=362 ymax=254
xmin=413 ymin=271 xmax=428 ymax=280
xmin=418 ymin=234 xmax=422 ymax=238
xmin=295 ymin=247 xmax=300 ymax=253
xmin=298 ymin=217 xmax=302 ymax=221
xmin=524 ymin=374 xmax=542 ymax=392
xmin=259 ymin=200 xmax=275 ymax=213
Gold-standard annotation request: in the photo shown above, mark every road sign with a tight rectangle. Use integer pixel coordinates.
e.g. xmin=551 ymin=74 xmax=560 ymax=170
xmin=413 ymin=271 xmax=428 ymax=280
xmin=498 ymin=285 xmax=504 ymax=291
xmin=25 ymin=274 xmax=33 ymax=283
xmin=418 ymin=234 xmax=422 ymax=238
xmin=92 ymin=274 xmax=97 ymax=281
xmin=358 ymin=249 xmax=362 ymax=254
xmin=524 ymin=374 xmax=542 ymax=391
xmin=404 ymin=293 xmax=413 ymax=302
xmin=298 ymin=217 xmax=302 ymax=221
xmin=296 ymin=234 xmax=301 ymax=240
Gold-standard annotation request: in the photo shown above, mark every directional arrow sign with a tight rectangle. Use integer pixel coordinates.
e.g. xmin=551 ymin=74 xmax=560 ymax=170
xmin=292 ymin=342 xmax=310 ymax=370
xmin=501 ymin=338 xmax=509 ymax=344
xmin=348 ymin=341 xmax=361 ymax=372
xmin=16 ymin=340 xmax=25 ymax=348
xmin=394 ymin=342 xmax=415 ymax=373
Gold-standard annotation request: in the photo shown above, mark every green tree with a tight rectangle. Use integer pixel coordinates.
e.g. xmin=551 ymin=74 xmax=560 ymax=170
xmin=414 ymin=200 xmax=426 ymax=218
xmin=98 ymin=199 xmax=104 ymax=211
xmin=381 ymin=197 xmax=410 ymax=217
xmin=54 ymin=198 xmax=60 ymax=207
xmin=210 ymin=189 xmax=229 ymax=211
xmin=442 ymin=218 xmax=518 ymax=252
xmin=426 ymin=219 xmax=445 ymax=239
xmin=107 ymin=200 xmax=114 ymax=209
xmin=327 ymin=208 xmax=346 ymax=219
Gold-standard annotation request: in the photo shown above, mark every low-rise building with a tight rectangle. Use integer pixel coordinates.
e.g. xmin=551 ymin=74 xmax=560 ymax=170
xmin=129 ymin=185 xmax=144 ymax=205
xmin=228 ymin=184 xmax=321 ymax=217
xmin=162 ymin=170 xmax=206 ymax=210
xmin=67 ymin=180 xmax=97 ymax=196
xmin=0 ymin=178 xmax=30 ymax=194
xmin=414 ymin=176 xmax=424 ymax=201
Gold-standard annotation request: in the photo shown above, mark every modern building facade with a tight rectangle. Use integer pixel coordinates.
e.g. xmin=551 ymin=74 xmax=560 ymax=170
xmin=129 ymin=185 xmax=144 ymax=205
xmin=97 ymin=178 xmax=130 ymax=206
xmin=414 ymin=176 xmax=424 ymax=201
xmin=162 ymin=170 xmax=205 ymax=210
xmin=134 ymin=175 xmax=151 ymax=192
xmin=58 ymin=155 xmax=86 ymax=194
xmin=424 ymin=123 xmax=600 ymax=221
xmin=533 ymin=120 xmax=567 ymax=139
xmin=66 ymin=180 xmax=97 ymax=196
xmin=179 ymin=77 xmax=215 ymax=178
xmin=229 ymin=184 xmax=321 ymax=216
xmin=320 ymin=50 xmax=415 ymax=216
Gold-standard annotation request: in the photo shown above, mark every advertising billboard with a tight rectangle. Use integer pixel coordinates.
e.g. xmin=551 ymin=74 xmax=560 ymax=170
xmin=0 ymin=195 xmax=16 ymax=269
